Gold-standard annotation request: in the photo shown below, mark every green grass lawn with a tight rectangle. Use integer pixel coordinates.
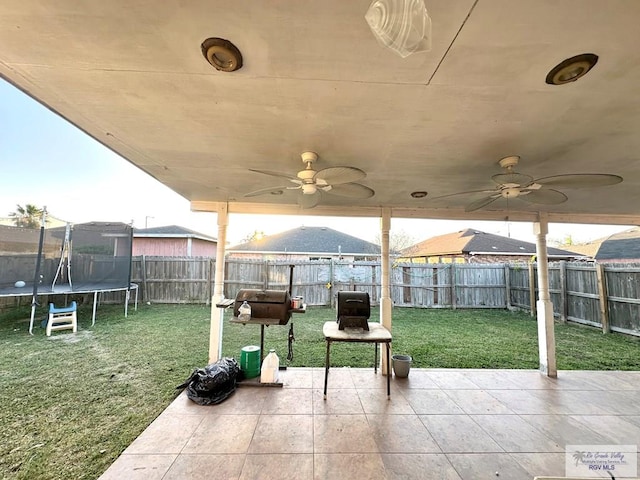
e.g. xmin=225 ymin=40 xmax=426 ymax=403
xmin=0 ymin=303 xmax=638 ymax=479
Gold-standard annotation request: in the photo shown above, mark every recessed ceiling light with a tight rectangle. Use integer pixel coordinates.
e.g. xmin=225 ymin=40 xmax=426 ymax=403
xmin=546 ymin=53 xmax=598 ymax=85
xmin=410 ymin=191 xmax=428 ymax=198
xmin=201 ymin=38 xmax=243 ymax=72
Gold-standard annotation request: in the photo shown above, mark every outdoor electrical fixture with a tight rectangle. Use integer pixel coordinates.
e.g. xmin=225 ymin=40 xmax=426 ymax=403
xmin=411 ymin=191 xmax=428 ymax=198
xmin=201 ymin=37 xmax=243 ymax=72
xmin=545 ymin=53 xmax=598 ymax=85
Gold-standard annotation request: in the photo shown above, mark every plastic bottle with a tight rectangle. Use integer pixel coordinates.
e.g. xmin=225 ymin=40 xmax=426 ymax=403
xmin=260 ymin=349 xmax=280 ymax=383
xmin=238 ymin=301 xmax=251 ymax=322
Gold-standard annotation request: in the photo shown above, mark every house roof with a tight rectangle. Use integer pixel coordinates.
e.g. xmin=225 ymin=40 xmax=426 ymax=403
xmin=134 ymin=225 xmax=217 ymax=243
xmin=568 ymin=227 xmax=640 ymax=260
xmin=228 ymin=226 xmax=379 ymax=255
xmin=402 ymin=229 xmax=581 ymax=259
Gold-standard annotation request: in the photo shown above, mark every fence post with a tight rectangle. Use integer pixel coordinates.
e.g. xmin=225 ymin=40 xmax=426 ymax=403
xmin=372 ymin=263 xmax=378 ymax=305
xmin=596 ymin=263 xmax=610 ymax=333
xmin=559 ymin=261 xmax=567 ymax=322
xmin=504 ymin=263 xmax=511 ymax=309
xmin=141 ymin=255 xmax=147 ymax=303
xmin=263 ymin=260 xmax=269 ymax=290
xmin=528 ymin=262 xmax=536 ymax=316
xmin=206 ymin=258 xmax=214 ymax=306
xmin=433 ymin=267 xmax=439 ymax=305
xmin=451 ymin=263 xmax=457 ymax=310
xmin=330 ymin=257 xmax=335 ymax=308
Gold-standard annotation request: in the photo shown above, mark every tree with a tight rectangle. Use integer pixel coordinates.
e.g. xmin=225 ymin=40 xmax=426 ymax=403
xmin=373 ymin=229 xmax=418 ymax=254
xmin=9 ymin=204 xmax=44 ymax=228
xmin=240 ymin=230 xmax=266 ymax=243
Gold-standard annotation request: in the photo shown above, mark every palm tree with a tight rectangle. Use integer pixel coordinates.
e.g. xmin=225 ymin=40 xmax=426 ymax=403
xmin=9 ymin=204 xmax=44 ymax=228
xmin=573 ymin=450 xmax=587 ymax=466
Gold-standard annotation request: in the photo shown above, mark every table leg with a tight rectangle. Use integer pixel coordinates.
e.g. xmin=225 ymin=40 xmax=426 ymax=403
xmin=374 ymin=343 xmax=378 ymax=374
xmin=324 ymin=340 xmax=330 ymax=399
xmin=386 ymin=343 xmax=391 ymax=397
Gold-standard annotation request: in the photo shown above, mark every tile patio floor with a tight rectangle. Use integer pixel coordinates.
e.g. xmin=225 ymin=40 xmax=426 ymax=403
xmin=99 ymin=368 xmax=640 ymax=480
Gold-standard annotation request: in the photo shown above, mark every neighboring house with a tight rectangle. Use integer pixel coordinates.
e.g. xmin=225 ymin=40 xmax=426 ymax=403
xmin=133 ymin=225 xmax=217 ymax=257
xmin=227 ymin=226 xmax=380 ymax=261
xmin=400 ymin=229 xmax=582 ymax=264
xmin=566 ymin=227 xmax=640 ymax=263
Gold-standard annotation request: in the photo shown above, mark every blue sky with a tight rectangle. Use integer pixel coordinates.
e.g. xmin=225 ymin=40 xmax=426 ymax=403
xmin=0 ymin=78 xmax=631 ymax=246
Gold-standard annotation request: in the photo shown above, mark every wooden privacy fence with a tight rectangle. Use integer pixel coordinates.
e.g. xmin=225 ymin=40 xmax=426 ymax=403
xmin=114 ymin=256 xmax=640 ymax=337
xmin=506 ymin=261 xmax=640 ymax=336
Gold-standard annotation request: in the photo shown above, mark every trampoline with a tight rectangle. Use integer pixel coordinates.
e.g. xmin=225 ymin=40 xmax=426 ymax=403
xmin=0 ymin=219 xmax=137 ymax=334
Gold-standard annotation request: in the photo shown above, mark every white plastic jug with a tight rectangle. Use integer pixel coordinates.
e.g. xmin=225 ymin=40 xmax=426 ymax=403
xmin=260 ymin=349 xmax=280 ymax=383
xmin=238 ymin=300 xmax=251 ymax=322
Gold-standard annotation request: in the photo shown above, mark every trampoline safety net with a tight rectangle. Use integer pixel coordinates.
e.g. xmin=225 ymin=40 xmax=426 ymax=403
xmin=0 ymin=222 xmax=133 ymax=296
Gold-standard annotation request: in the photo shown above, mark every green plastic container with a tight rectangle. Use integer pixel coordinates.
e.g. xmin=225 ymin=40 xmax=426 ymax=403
xmin=240 ymin=345 xmax=261 ymax=379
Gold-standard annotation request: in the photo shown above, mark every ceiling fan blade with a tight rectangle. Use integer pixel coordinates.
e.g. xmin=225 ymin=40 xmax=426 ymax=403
xmin=314 ymin=166 xmax=366 ymax=185
xmin=492 ymin=172 xmax=533 ymax=186
xmin=244 ymin=186 xmax=296 ymax=197
xmin=325 ymin=183 xmax=375 ymax=199
xmin=429 ymin=189 xmax=497 ymax=201
xmin=465 ymin=195 xmax=500 ymax=212
xmin=297 ymin=191 xmax=321 ymax=209
xmin=532 ymin=174 xmax=623 ymax=188
xmin=249 ymin=169 xmax=299 ymax=181
xmin=520 ymin=188 xmax=568 ymax=205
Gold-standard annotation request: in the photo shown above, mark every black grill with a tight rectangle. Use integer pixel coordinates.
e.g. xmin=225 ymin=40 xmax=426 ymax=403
xmin=234 ymin=289 xmax=292 ymax=325
xmin=336 ymin=291 xmax=370 ymax=330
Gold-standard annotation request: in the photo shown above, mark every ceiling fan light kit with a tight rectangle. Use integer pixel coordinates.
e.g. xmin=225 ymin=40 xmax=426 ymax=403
xmin=245 ymin=151 xmax=375 ymax=209
xmin=430 ymin=155 xmax=622 ymax=212
xmin=365 ymin=0 xmax=432 ymax=58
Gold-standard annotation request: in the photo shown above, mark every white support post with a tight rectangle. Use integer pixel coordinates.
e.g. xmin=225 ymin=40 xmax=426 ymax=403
xmin=534 ymin=214 xmax=557 ymax=378
xmin=379 ymin=208 xmax=392 ymax=375
xmin=209 ymin=203 xmax=228 ymax=363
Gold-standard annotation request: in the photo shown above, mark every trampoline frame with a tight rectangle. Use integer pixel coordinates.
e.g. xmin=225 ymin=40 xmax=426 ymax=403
xmin=1 ymin=283 xmax=139 ymax=335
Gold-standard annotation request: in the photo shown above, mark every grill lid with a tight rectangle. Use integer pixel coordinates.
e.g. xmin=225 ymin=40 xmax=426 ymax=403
xmin=336 ymin=291 xmax=370 ymax=330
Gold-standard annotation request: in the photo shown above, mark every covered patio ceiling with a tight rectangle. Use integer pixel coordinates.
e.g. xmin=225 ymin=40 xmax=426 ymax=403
xmin=1 ymin=1 xmax=640 ymax=225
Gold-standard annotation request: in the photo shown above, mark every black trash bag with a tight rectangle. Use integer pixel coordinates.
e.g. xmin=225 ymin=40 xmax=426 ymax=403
xmin=176 ymin=357 xmax=241 ymax=405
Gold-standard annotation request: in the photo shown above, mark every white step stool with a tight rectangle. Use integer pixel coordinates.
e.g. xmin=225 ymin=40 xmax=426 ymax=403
xmin=47 ymin=301 xmax=78 ymax=336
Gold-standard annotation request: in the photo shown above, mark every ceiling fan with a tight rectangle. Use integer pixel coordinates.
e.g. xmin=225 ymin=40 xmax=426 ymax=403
xmin=430 ymin=155 xmax=623 ymax=212
xmin=244 ymin=151 xmax=375 ymax=208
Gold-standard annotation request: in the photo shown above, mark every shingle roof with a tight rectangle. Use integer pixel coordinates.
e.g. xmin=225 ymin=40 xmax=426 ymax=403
xmin=134 ymin=225 xmax=217 ymax=242
xmin=228 ymin=226 xmax=380 ymax=255
xmin=401 ymin=229 xmax=580 ymax=258
xmin=570 ymin=227 xmax=640 ymax=260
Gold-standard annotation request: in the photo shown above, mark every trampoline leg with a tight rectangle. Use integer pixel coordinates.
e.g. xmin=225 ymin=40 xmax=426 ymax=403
xmin=92 ymin=291 xmax=98 ymax=326
xmin=29 ymin=304 xmax=36 ymax=335
xmin=134 ymin=285 xmax=139 ymax=311
xmin=125 ymin=289 xmax=129 ymax=318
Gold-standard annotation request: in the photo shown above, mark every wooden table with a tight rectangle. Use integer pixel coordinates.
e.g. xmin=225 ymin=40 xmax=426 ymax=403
xmin=322 ymin=321 xmax=392 ymax=398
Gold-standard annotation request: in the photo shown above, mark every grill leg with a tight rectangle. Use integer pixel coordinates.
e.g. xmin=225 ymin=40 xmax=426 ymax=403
xmin=260 ymin=325 xmax=265 ymax=365
xmin=324 ymin=340 xmax=331 ymax=399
